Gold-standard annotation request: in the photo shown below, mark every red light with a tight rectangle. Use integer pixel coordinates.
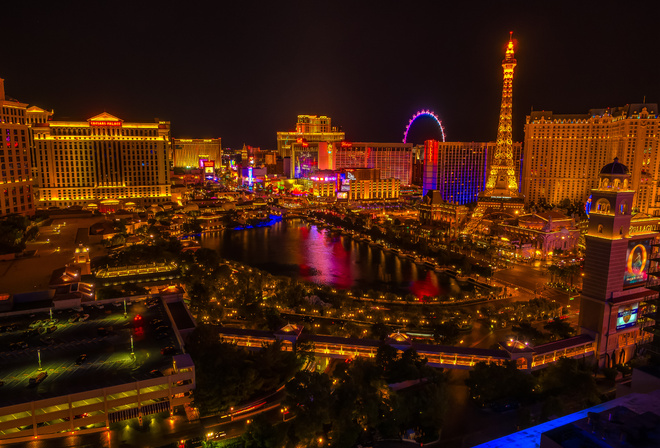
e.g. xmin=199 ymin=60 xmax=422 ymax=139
xmin=134 ymin=314 xmax=142 ymax=321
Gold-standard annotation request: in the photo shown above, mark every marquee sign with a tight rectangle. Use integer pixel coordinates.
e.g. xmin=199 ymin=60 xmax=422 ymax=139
xmin=89 ymin=121 xmax=122 ymax=127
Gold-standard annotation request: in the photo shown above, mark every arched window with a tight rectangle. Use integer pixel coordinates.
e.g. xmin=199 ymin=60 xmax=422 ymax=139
xmin=598 ymin=224 xmax=604 ymax=234
xmin=596 ymin=198 xmax=611 ymax=213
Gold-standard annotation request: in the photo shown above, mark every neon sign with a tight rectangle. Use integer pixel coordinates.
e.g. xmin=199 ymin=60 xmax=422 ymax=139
xmin=89 ymin=121 xmax=122 ymax=127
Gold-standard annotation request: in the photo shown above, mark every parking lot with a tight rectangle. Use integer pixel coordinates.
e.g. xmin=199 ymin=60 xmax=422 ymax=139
xmin=0 ymin=299 xmax=183 ymax=408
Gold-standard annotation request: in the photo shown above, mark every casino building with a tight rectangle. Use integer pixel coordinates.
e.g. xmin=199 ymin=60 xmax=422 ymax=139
xmin=32 ymin=112 xmax=171 ymax=211
xmin=0 ymin=78 xmax=34 ymax=217
xmin=579 ymin=158 xmax=657 ymax=366
xmin=172 ymin=138 xmax=221 ymax=169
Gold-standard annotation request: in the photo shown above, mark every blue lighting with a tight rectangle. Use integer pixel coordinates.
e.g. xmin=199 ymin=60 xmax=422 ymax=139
xmin=232 ymin=214 xmax=283 ymax=231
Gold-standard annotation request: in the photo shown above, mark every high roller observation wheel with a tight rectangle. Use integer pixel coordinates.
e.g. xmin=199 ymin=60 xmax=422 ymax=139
xmin=402 ymin=110 xmax=446 ymax=144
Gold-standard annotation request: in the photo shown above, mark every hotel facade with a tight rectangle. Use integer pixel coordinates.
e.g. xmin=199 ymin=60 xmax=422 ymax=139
xmin=422 ymin=141 xmax=523 ymax=205
xmin=172 ymin=138 xmax=221 ymax=169
xmin=32 ymin=112 xmax=171 ymax=210
xmin=522 ymin=104 xmax=660 ymax=214
xmin=335 ymin=142 xmax=413 ymax=186
xmin=0 ymin=79 xmax=34 ymax=217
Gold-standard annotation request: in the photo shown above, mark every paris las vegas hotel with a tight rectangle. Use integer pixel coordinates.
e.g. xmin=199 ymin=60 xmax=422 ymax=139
xmin=0 ymin=78 xmax=171 ymax=215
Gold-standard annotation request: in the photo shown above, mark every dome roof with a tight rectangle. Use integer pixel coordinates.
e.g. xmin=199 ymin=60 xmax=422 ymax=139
xmin=600 ymin=157 xmax=629 ymax=175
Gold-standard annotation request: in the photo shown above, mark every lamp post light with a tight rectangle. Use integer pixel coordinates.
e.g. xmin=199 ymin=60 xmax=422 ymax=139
xmin=130 ymin=335 xmax=134 ymax=358
xmin=123 ymin=299 xmax=127 ymax=318
xmin=38 ymin=349 xmax=43 ymax=371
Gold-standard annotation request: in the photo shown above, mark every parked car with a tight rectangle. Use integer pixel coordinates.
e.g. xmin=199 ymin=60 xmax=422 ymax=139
xmin=75 ymin=354 xmax=88 ymax=366
xmin=161 ymin=346 xmax=176 ymax=356
xmin=28 ymin=372 xmax=48 ymax=386
xmin=149 ymin=369 xmax=164 ymax=378
xmin=155 ymin=332 xmax=169 ymax=340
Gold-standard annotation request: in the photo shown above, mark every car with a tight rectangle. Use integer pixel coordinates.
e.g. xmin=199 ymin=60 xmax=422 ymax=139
xmin=80 ymin=314 xmax=90 ymax=322
xmin=29 ymin=320 xmax=43 ymax=329
xmin=46 ymin=325 xmax=57 ymax=333
xmin=75 ymin=354 xmax=88 ymax=365
xmin=73 ymin=307 xmax=83 ymax=312
xmin=149 ymin=369 xmax=164 ymax=378
xmin=28 ymin=372 xmax=48 ymax=386
xmin=112 ymin=302 xmax=123 ymax=308
xmin=17 ymin=341 xmax=28 ymax=349
xmin=151 ymin=319 xmax=164 ymax=326
xmin=23 ymin=329 xmax=38 ymax=338
xmin=69 ymin=315 xmax=80 ymax=323
xmin=155 ymin=332 xmax=169 ymax=340
xmin=97 ymin=327 xmax=113 ymax=336
xmin=94 ymin=303 xmax=105 ymax=310
xmin=161 ymin=346 xmax=176 ymax=356
xmin=49 ymin=318 xmax=59 ymax=325
xmin=155 ymin=325 xmax=169 ymax=333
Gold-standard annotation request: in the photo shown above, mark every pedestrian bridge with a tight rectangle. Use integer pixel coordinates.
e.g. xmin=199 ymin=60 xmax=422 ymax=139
xmin=216 ymin=325 xmax=596 ymax=372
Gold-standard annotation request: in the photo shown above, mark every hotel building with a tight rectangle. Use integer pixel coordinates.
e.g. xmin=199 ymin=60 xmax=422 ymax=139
xmin=0 ymin=78 xmax=34 ymax=217
xmin=335 ymin=142 xmax=413 ymax=185
xmin=345 ymin=168 xmax=400 ymax=202
xmin=522 ymin=104 xmax=660 ymax=213
xmin=172 ymin=138 xmax=221 ymax=169
xmin=422 ymin=141 xmax=521 ymax=205
xmin=276 ymin=115 xmax=345 ymax=178
xmin=32 ymin=112 xmax=171 ymax=210
xmin=579 ymin=158 xmax=656 ymax=366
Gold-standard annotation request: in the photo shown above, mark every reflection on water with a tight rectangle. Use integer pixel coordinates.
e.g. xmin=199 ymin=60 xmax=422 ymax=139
xmin=201 ymin=219 xmax=449 ymax=298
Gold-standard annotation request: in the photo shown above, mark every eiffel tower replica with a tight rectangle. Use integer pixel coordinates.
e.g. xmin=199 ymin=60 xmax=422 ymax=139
xmin=464 ymin=33 xmax=525 ymax=234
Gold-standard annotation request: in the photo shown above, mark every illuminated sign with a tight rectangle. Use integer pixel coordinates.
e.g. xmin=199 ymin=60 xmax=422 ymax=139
xmin=89 ymin=121 xmax=122 ymax=127
xmin=204 ymin=161 xmax=215 ymax=175
xmin=629 ymin=223 xmax=660 ymax=235
xmin=616 ymin=303 xmax=639 ymax=330
xmin=337 ymin=191 xmax=348 ymax=199
xmin=623 ymin=240 xmax=650 ymax=288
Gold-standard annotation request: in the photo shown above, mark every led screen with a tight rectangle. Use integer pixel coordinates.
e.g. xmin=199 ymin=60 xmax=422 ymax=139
xmin=623 ymin=240 xmax=650 ymax=288
xmin=616 ymin=303 xmax=639 ymax=330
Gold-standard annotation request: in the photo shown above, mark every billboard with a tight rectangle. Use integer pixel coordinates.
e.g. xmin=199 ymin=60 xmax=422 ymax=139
xmin=616 ymin=303 xmax=639 ymax=330
xmin=623 ymin=239 xmax=650 ymax=288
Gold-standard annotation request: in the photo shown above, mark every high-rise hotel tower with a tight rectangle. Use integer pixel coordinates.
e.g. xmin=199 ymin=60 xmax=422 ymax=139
xmin=522 ymin=104 xmax=659 ymax=214
xmin=0 ymin=78 xmax=34 ymax=217
xmin=33 ymin=112 xmax=171 ymax=210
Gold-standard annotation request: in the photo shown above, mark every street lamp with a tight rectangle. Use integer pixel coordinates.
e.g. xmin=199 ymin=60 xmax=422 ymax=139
xmin=130 ymin=335 xmax=134 ymax=358
xmin=123 ymin=299 xmax=127 ymax=318
xmin=38 ymin=349 xmax=43 ymax=371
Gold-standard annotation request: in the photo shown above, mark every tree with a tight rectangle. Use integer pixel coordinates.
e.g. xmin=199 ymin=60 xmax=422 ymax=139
xmin=512 ymin=322 xmax=547 ymax=345
xmin=538 ymin=357 xmax=599 ymax=407
xmin=241 ymin=414 xmax=285 ymax=448
xmin=465 ymin=361 xmax=534 ymax=406
xmin=284 ymin=371 xmax=333 ymax=443
xmin=543 ymin=317 xmax=575 ymax=340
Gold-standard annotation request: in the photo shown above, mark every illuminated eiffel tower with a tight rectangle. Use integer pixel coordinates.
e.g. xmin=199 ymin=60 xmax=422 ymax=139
xmin=465 ymin=33 xmax=525 ymax=234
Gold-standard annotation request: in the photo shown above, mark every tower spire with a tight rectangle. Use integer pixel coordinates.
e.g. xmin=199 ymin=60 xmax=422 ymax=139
xmin=483 ymin=32 xmax=520 ymax=197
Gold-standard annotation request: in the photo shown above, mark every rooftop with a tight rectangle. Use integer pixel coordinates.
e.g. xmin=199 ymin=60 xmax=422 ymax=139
xmin=0 ymin=298 xmax=183 ymax=409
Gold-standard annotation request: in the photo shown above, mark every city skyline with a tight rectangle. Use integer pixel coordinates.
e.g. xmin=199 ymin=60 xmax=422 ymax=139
xmin=3 ymin=1 xmax=659 ymax=149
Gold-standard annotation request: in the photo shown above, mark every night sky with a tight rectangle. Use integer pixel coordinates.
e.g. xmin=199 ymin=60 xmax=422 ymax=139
xmin=3 ymin=1 xmax=658 ymax=149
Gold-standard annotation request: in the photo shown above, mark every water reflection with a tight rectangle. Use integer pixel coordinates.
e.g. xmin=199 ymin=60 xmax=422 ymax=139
xmin=201 ymin=219 xmax=447 ymax=298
